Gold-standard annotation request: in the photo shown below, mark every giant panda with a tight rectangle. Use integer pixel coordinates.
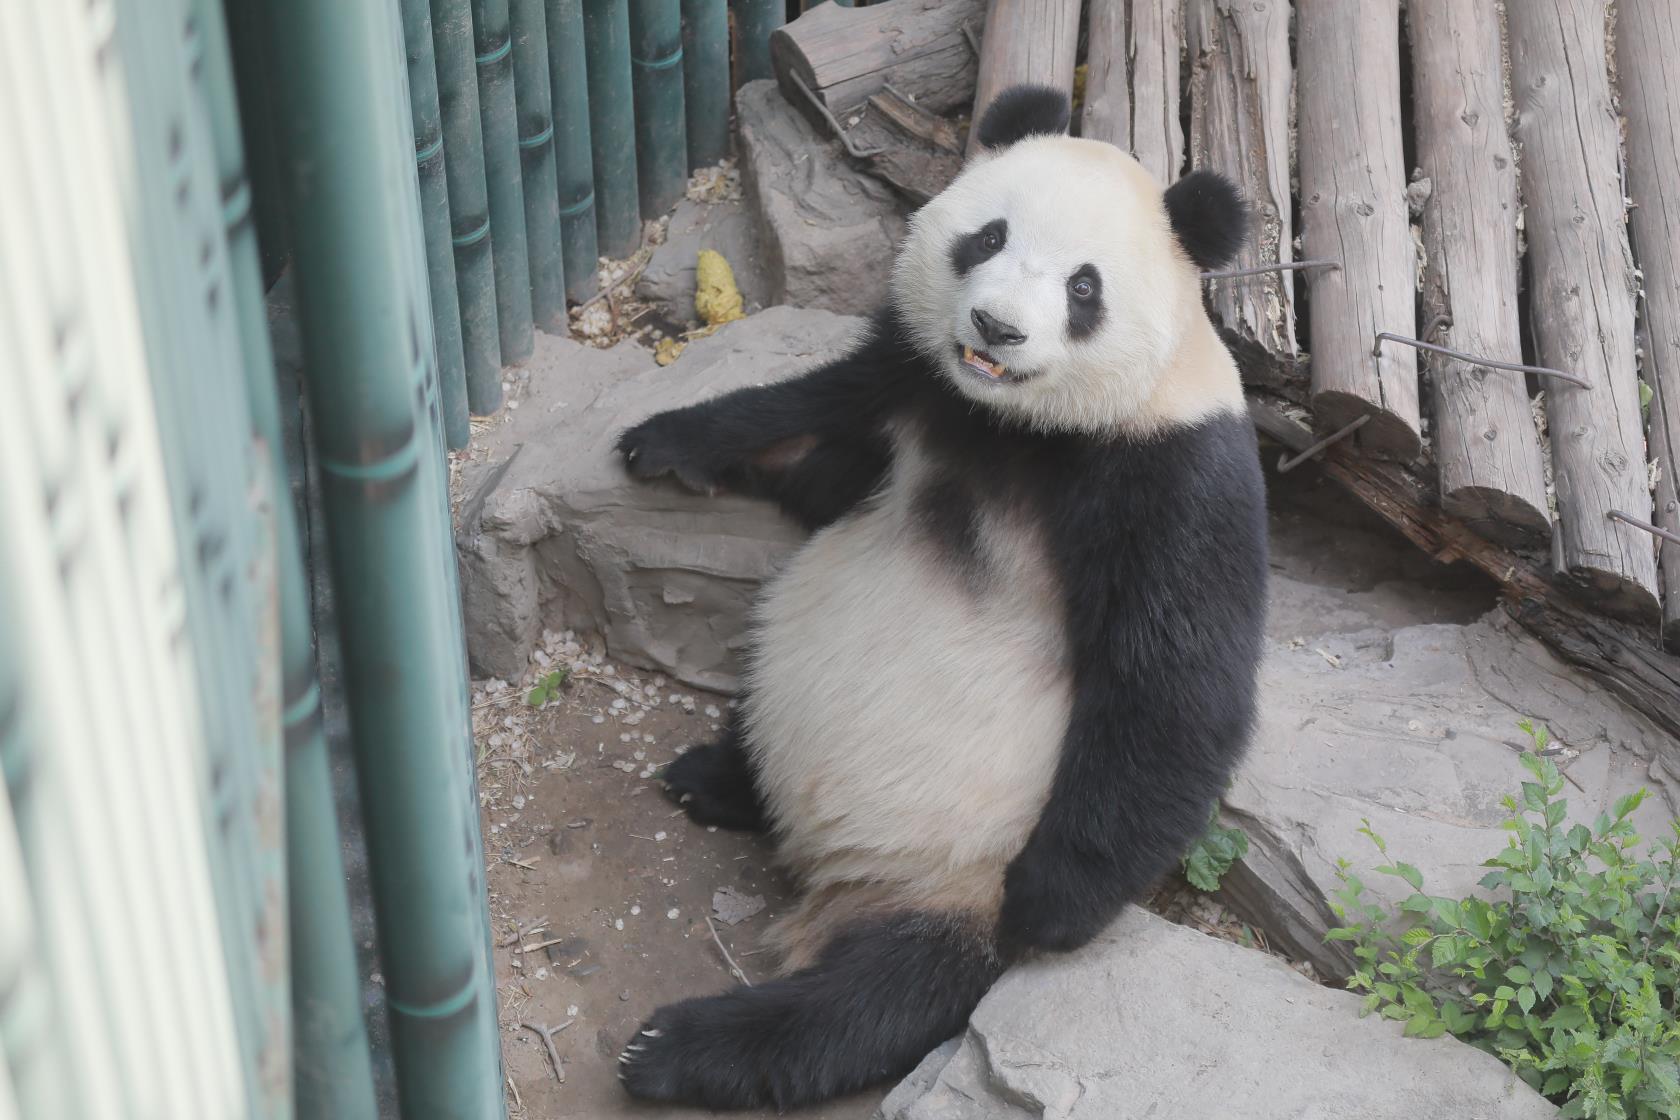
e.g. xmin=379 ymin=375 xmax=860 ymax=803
xmin=612 ymin=84 xmax=1268 ymax=1110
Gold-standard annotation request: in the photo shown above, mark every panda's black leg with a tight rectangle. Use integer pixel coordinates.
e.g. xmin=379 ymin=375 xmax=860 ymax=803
xmin=618 ymin=913 xmax=1003 ymax=1110
xmin=658 ymin=721 xmax=768 ymax=833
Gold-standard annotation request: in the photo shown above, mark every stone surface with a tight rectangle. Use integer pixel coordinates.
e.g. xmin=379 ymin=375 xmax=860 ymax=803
xmin=1225 ymin=610 xmax=1680 ymax=978
xmin=736 ymin=80 xmax=907 ymax=315
xmin=455 ymin=306 xmax=862 ymax=687
xmin=876 ymin=908 xmax=1558 ymax=1120
xmin=637 ymin=195 xmax=770 ymax=322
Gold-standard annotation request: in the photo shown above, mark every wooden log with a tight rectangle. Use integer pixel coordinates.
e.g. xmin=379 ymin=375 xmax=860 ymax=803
xmin=1248 ymin=397 xmax=1680 ymax=747
xmin=769 ymin=0 xmax=986 ymax=128
xmin=966 ymin=0 xmax=1082 ymax=158
xmin=1618 ymin=0 xmax=1680 ymax=650
xmin=1186 ymin=0 xmax=1292 ymax=355
xmin=1296 ymin=0 xmax=1419 ymax=461
xmin=1407 ymin=0 xmax=1550 ymax=545
xmin=1507 ymin=1 xmax=1659 ymax=622
xmin=1083 ymin=1 xmax=1184 ymax=185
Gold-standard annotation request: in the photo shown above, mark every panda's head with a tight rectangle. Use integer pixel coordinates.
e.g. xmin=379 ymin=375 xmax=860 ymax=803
xmin=892 ymin=85 xmax=1246 ymax=435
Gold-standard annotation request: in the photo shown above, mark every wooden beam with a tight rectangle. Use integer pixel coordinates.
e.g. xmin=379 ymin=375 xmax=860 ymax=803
xmin=767 ymin=0 xmax=985 ymax=124
xmin=1618 ymin=0 xmax=1680 ymax=651
xmin=1083 ymin=0 xmax=1184 ymax=185
xmin=1296 ymin=0 xmax=1420 ymax=462
xmin=1187 ymin=0 xmax=1293 ymax=355
xmin=1407 ymin=0 xmax=1550 ymax=545
xmin=966 ymin=0 xmax=1081 ymax=158
xmin=1507 ymin=0 xmax=1659 ymax=623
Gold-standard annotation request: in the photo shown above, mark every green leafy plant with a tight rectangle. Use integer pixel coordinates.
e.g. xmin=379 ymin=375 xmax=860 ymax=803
xmin=1327 ymin=722 xmax=1680 ymax=1119
xmin=1183 ymin=806 xmax=1249 ymax=892
xmin=525 ymin=669 xmax=568 ymax=708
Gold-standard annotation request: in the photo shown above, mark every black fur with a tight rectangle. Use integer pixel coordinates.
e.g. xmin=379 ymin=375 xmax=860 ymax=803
xmin=949 ymin=217 xmax=1008 ymax=276
xmin=614 ymin=308 xmax=1268 ymax=1109
xmin=912 ymin=472 xmax=985 ymax=581
xmin=1065 ymin=263 xmax=1105 ymax=340
xmin=658 ymin=721 xmax=768 ymax=832
xmin=619 ymin=913 xmax=1003 ymax=1111
xmin=1162 ymin=170 xmax=1248 ymax=271
xmin=975 ymin=85 xmax=1071 ymax=150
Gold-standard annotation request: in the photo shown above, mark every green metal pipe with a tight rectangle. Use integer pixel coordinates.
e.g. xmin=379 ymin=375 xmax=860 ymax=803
xmin=680 ymin=0 xmax=729 ymax=169
xmin=402 ymin=0 xmax=472 ymax=448
xmin=429 ymin=0 xmax=504 ymax=414
xmin=545 ymin=0 xmax=601 ymax=300
xmin=733 ymin=0 xmax=783 ymax=84
xmin=630 ymin=0 xmax=689 ymax=214
xmin=511 ymin=0 xmax=570 ymax=332
xmin=583 ymin=0 xmax=643 ymax=257
xmin=473 ymin=0 xmax=536 ymax=365
xmin=259 ymin=0 xmax=507 ymax=1113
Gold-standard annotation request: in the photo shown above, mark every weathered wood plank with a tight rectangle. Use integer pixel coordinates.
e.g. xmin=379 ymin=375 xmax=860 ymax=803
xmin=1187 ymin=0 xmax=1293 ymax=355
xmin=966 ymin=0 xmax=1081 ymax=157
xmin=768 ymin=0 xmax=985 ymax=123
xmin=1618 ymin=0 xmax=1680 ymax=650
xmin=1082 ymin=1 xmax=1183 ymax=185
xmin=1507 ymin=0 xmax=1659 ymax=622
xmin=1296 ymin=0 xmax=1421 ymax=461
xmin=1407 ymin=0 xmax=1550 ymax=545
xmin=1248 ymin=397 xmax=1680 ymax=744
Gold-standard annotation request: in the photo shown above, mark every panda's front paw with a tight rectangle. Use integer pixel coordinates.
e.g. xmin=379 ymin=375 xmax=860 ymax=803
xmin=997 ymin=843 xmax=1110 ymax=958
xmin=618 ymin=997 xmax=768 ymax=1108
xmin=615 ymin=408 xmax=723 ymax=495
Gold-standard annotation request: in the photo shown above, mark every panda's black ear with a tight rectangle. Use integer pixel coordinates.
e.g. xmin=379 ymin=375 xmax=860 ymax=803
xmin=976 ymin=85 xmax=1071 ymax=150
xmin=1163 ymin=171 xmax=1247 ymax=271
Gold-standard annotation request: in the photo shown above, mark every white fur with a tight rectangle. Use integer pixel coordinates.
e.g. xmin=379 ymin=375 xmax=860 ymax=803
xmin=891 ymin=136 xmax=1226 ymax=436
xmin=742 ymin=423 xmax=1071 ymax=903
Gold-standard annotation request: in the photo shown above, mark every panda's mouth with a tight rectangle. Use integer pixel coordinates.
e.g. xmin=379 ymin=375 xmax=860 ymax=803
xmin=961 ymin=345 xmax=1007 ymax=379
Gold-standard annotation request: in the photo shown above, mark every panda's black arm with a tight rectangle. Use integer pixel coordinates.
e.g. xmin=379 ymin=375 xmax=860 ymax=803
xmin=996 ymin=423 xmax=1267 ymax=957
xmin=615 ymin=311 xmax=921 ymax=530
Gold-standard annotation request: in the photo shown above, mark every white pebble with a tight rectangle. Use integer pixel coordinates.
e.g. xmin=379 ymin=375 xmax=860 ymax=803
xmin=535 ymin=967 xmax=549 ymax=980
xmin=704 ymin=705 xmax=721 ymax=719
xmin=614 ymin=918 xmax=624 ymax=930
xmin=567 ymin=1004 xmax=579 ymax=1016
xmin=512 ymin=795 xmax=525 ymax=809
xmin=592 ymin=714 xmax=605 ymax=725
xmin=630 ymin=905 xmax=641 ymax=916
xmin=611 ymin=698 xmax=627 ymax=710
xmin=654 ymin=831 xmax=667 ymax=841
xmin=667 ymin=908 xmax=679 ymax=920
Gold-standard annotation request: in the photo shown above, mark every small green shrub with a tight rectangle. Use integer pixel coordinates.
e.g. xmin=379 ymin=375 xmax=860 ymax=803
xmin=1183 ymin=806 xmax=1249 ymax=892
xmin=525 ymin=669 xmax=568 ymax=708
xmin=1327 ymin=723 xmax=1680 ymax=1119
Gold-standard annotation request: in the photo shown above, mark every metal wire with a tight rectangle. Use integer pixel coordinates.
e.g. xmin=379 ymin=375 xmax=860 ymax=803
xmin=1372 ymin=331 xmax=1591 ymax=389
xmin=1276 ymin=414 xmax=1371 ymax=474
xmin=1200 ymin=258 xmax=1341 ymax=281
xmin=1609 ymin=509 xmax=1680 ymax=548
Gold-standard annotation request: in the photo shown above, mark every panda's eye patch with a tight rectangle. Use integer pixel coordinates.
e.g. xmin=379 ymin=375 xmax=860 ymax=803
xmin=949 ymin=219 xmax=1008 ymax=275
xmin=1066 ymin=264 xmax=1105 ymax=340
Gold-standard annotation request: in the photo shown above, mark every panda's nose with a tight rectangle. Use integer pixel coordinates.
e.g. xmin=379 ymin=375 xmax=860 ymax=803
xmin=971 ymin=308 xmax=1026 ymax=348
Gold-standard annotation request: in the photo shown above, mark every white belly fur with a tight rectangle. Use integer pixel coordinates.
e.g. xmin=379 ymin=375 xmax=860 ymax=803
xmin=741 ymin=433 xmax=1072 ymax=911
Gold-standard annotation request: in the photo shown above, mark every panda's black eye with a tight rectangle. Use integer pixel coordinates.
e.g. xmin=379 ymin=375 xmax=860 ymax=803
xmin=1066 ymin=264 xmax=1105 ymax=340
xmin=949 ymin=219 xmax=1009 ymax=275
xmin=1069 ymin=277 xmax=1094 ymax=300
xmin=981 ymin=229 xmax=1002 ymax=252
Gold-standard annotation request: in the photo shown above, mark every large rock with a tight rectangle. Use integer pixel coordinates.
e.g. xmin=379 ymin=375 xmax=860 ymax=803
xmin=455 ymin=307 xmax=863 ymax=687
xmin=1225 ymin=602 xmax=1680 ymax=979
xmin=636 ymin=195 xmax=770 ymax=322
xmin=736 ymin=80 xmax=907 ymax=315
xmin=878 ymin=908 xmax=1556 ymax=1120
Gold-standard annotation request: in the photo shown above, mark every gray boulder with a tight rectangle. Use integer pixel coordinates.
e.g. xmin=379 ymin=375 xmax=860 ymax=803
xmin=636 ymin=195 xmax=770 ymax=322
xmin=877 ymin=908 xmax=1557 ymax=1120
xmin=736 ymin=80 xmax=907 ymax=315
xmin=455 ymin=307 xmax=863 ymax=688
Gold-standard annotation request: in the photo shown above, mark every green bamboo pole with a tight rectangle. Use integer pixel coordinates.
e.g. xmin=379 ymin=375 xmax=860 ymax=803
xmin=206 ymin=1 xmax=385 ymax=1111
xmin=511 ymin=0 xmax=570 ymax=331
xmin=222 ymin=0 xmax=292 ymax=285
xmin=630 ymin=0 xmax=689 ymax=214
xmin=430 ymin=0 xmax=504 ymax=414
xmin=402 ymin=0 xmax=472 ymax=448
xmin=733 ymin=0 xmax=783 ymax=84
xmin=545 ymin=0 xmax=601 ymax=300
xmin=259 ymin=0 xmax=507 ymax=1111
xmin=473 ymin=0 xmax=536 ymax=364
xmin=583 ymin=0 xmax=643 ymax=256
xmin=680 ymin=0 xmax=729 ymax=168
